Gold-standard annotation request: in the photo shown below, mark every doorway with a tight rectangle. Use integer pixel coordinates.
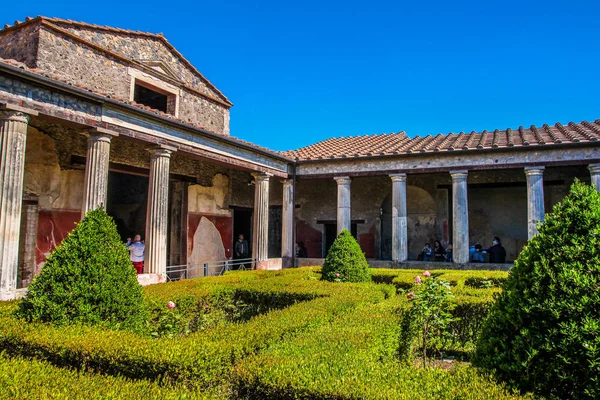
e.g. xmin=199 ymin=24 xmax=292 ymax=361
xmin=233 ymin=208 xmax=253 ymax=257
xmin=106 ymin=171 xmax=148 ymax=242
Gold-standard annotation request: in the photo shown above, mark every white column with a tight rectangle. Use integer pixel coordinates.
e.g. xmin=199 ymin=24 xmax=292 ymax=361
xmin=0 ymin=106 xmax=36 ymax=300
xmin=589 ymin=164 xmax=600 ymax=191
xmin=281 ymin=178 xmax=294 ymax=268
xmin=525 ymin=167 xmax=545 ymax=239
xmin=450 ymin=170 xmax=469 ymax=264
xmin=334 ymin=176 xmax=352 ymax=235
xmin=81 ymin=129 xmax=118 ymax=216
xmin=390 ymin=173 xmax=408 ymax=262
xmin=144 ymin=145 xmax=175 ymax=277
xmin=252 ymin=173 xmax=270 ymax=270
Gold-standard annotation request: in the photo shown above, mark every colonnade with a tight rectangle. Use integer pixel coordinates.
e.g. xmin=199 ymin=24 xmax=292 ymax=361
xmin=333 ymin=165 xmax=600 ymax=263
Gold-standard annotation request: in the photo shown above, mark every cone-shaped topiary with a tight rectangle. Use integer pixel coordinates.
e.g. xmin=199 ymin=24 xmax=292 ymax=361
xmin=475 ymin=180 xmax=600 ymax=399
xmin=17 ymin=208 xmax=148 ymax=333
xmin=321 ymin=229 xmax=371 ymax=282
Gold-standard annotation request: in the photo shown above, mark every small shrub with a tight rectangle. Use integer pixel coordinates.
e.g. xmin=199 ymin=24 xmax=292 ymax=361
xmin=321 ymin=229 xmax=371 ymax=282
xmin=400 ymin=274 xmax=456 ymax=365
xmin=17 ymin=209 xmax=148 ymax=333
xmin=476 ymin=181 xmax=600 ymax=399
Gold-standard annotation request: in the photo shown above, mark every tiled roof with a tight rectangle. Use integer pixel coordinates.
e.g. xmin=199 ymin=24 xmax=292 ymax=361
xmin=0 ymin=58 xmax=291 ymax=162
xmin=0 ymin=16 xmax=232 ymax=106
xmin=282 ymin=121 xmax=600 ymax=161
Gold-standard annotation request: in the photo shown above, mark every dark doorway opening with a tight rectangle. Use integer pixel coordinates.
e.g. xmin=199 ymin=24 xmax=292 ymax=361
xmin=323 ymin=223 xmax=357 ymax=257
xmin=268 ymin=206 xmax=282 ymax=258
xmin=106 ymin=171 xmax=148 ymax=243
xmin=233 ymin=208 xmax=253 ymax=257
xmin=133 ymin=82 xmax=168 ymax=113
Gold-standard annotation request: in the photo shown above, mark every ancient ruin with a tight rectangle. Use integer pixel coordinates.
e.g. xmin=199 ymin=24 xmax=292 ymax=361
xmin=1 ymin=16 xmax=599 ymax=299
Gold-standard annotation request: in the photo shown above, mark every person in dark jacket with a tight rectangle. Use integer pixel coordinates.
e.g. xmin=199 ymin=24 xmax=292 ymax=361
xmin=433 ymin=240 xmax=446 ymax=262
xmin=296 ymin=241 xmax=308 ymax=258
xmin=484 ymin=236 xmax=506 ymax=263
xmin=234 ymin=234 xmax=249 ymax=269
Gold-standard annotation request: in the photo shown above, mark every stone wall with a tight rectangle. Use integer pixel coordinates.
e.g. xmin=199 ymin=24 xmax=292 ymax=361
xmin=0 ymin=23 xmax=39 ymax=67
xmin=33 ymin=27 xmax=231 ymax=134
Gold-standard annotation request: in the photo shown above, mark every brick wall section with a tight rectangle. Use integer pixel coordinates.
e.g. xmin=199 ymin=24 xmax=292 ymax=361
xmin=0 ymin=22 xmax=39 ymax=67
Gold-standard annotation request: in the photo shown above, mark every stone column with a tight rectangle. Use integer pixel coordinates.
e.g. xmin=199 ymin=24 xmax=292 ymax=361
xmin=390 ymin=173 xmax=408 ymax=262
xmin=0 ymin=106 xmax=36 ymax=300
xmin=81 ymin=128 xmax=118 ymax=216
xmin=450 ymin=170 xmax=469 ymax=264
xmin=281 ymin=179 xmax=294 ymax=268
xmin=525 ymin=167 xmax=545 ymax=239
xmin=252 ymin=173 xmax=270 ymax=270
xmin=144 ymin=146 xmax=175 ymax=277
xmin=334 ymin=176 xmax=352 ymax=235
xmin=589 ymin=164 xmax=600 ymax=190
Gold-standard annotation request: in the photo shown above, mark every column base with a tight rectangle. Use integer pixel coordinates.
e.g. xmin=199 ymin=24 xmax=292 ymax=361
xmin=0 ymin=289 xmax=17 ymax=301
xmin=137 ymin=273 xmax=166 ymax=286
xmin=282 ymin=256 xmax=293 ymax=269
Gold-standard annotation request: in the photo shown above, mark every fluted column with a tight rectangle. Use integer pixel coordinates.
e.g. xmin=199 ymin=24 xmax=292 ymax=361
xmin=81 ymin=129 xmax=118 ymax=216
xmin=525 ymin=167 xmax=545 ymax=239
xmin=252 ymin=173 xmax=270 ymax=270
xmin=334 ymin=176 xmax=352 ymax=235
xmin=0 ymin=107 xmax=36 ymax=300
xmin=450 ymin=170 xmax=469 ymax=263
xmin=145 ymin=146 xmax=175 ymax=277
xmin=390 ymin=173 xmax=408 ymax=262
xmin=281 ymin=178 xmax=294 ymax=268
xmin=589 ymin=164 xmax=600 ymax=191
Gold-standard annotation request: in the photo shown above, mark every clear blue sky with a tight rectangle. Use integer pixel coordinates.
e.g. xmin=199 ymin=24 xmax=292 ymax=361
xmin=3 ymin=0 xmax=600 ymax=151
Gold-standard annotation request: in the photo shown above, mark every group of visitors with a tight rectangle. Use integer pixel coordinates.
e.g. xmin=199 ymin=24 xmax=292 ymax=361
xmin=418 ymin=240 xmax=453 ymax=262
xmin=417 ymin=236 xmax=507 ymax=263
xmin=470 ymin=236 xmax=506 ymax=263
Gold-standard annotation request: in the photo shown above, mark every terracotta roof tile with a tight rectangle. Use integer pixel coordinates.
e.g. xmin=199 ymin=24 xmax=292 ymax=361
xmin=282 ymin=119 xmax=600 ymax=161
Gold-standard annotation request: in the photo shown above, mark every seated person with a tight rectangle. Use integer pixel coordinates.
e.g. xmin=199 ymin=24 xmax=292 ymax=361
xmin=444 ymin=245 xmax=453 ymax=262
xmin=419 ymin=243 xmax=433 ymax=261
xmin=433 ymin=240 xmax=446 ymax=262
xmin=471 ymin=244 xmax=485 ymax=262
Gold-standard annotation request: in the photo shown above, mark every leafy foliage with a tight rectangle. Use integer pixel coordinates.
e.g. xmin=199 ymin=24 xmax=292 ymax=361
xmin=476 ymin=181 xmax=600 ymax=399
xmin=399 ymin=274 xmax=456 ymax=365
xmin=17 ymin=209 xmax=148 ymax=333
xmin=321 ymin=229 xmax=371 ymax=282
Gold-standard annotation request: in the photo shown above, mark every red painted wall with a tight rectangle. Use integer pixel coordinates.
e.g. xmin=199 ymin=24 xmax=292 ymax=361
xmin=359 ymin=224 xmax=376 ymax=259
xmin=296 ymin=219 xmax=322 ymax=258
xmin=187 ymin=213 xmax=233 ymax=259
xmin=35 ymin=210 xmax=80 ymax=269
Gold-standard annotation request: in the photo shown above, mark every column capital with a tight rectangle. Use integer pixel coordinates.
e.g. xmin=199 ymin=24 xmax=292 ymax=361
xmin=334 ymin=176 xmax=352 ymax=185
xmin=450 ymin=170 xmax=468 ymax=181
xmin=589 ymin=164 xmax=600 ymax=174
xmin=81 ymin=127 xmax=119 ymax=143
xmin=0 ymin=103 xmax=39 ymax=122
xmin=252 ymin=172 xmax=272 ymax=183
xmin=281 ymin=178 xmax=294 ymax=187
xmin=148 ymin=144 xmax=176 ymax=158
xmin=524 ymin=166 xmax=545 ymax=176
xmin=390 ymin=173 xmax=407 ymax=182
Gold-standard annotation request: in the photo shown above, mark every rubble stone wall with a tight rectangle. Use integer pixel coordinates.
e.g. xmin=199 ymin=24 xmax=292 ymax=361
xmin=0 ymin=23 xmax=39 ymax=67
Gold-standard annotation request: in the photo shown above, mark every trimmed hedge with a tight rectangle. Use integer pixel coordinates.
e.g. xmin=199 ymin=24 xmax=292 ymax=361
xmin=0 ymin=353 xmax=212 ymax=399
xmin=321 ymin=230 xmax=371 ymax=282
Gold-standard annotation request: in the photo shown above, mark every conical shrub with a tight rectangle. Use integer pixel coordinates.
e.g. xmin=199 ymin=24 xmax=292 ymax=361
xmin=475 ymin=180 xmax=600 ymax=399
xmin=321 ymin=229 xmax=371 ymax=282
xmin=17 ymin=209 xmax=148 ymax=333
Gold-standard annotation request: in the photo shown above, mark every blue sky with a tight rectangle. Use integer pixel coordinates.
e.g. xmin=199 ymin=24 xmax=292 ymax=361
xmin=3 ymin=0 xmax=600 ymax=151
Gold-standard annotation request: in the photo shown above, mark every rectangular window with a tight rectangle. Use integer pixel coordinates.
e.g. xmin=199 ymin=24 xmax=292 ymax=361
xmin=133 ymin=81 xmax=172 ymax=114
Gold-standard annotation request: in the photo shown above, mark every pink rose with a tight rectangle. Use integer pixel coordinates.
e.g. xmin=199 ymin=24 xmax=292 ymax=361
xmin=167 ymin=301 xmax=176 ymax=309
xmin=415 ymin=276 xmax=422 ymax=284
xmin=335 ymin=273 xmax=340 ymax=277
xmin=423 ymin=271 xmax=431 ymax=277
xmin=204 ymin=305 xmax=209 ymax=309
xmin=406 ymin=292 xmax=415 ymax=299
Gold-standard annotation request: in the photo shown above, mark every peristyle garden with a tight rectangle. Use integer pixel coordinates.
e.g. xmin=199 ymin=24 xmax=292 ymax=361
xmin=0 ymin=181 xmax=599 ymax=399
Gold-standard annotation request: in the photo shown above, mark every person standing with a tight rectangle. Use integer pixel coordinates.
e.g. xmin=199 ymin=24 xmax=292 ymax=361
xmin=126 ymin=234 xmax=145 ymax=274
xmin=484 ymin=236 xmax=507 ymax=263
xmin=234 ymin=234 xmax=249 ymax=269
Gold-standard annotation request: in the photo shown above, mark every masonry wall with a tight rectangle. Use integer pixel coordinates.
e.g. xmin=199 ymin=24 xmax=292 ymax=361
xmin=33 ymin=27 xmax=231 ymax=134
xmin=0 ymin=23 xmax=39 ymax=67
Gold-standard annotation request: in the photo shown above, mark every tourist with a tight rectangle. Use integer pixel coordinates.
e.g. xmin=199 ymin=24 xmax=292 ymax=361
xmin=234 ymin=234 xmax=249 ymax=269
xmin=471 ymin=243 xmax=485 ymax=262
xmin=433 ymin=240 xmax=446 ymax=261
xmin=126 ymin=234 xmax=145 ymax=274
xmin=444 ymin=244 xmax=453 ymax=262
xmin=419 ymin=243 xmax=433 ymax=261
xmin=296 ymin=241 xmax=308 ymax=258
xmin=483 ymin=236 xmax=507 ymax=263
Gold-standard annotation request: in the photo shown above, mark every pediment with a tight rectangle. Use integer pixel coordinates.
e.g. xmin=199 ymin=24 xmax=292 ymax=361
xmin=138 ymin=60 xmax=180 ymax=82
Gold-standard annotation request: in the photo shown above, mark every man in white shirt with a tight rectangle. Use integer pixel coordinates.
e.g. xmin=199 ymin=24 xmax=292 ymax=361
xmin=126 ymin=234 xmax=145 ymax=274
